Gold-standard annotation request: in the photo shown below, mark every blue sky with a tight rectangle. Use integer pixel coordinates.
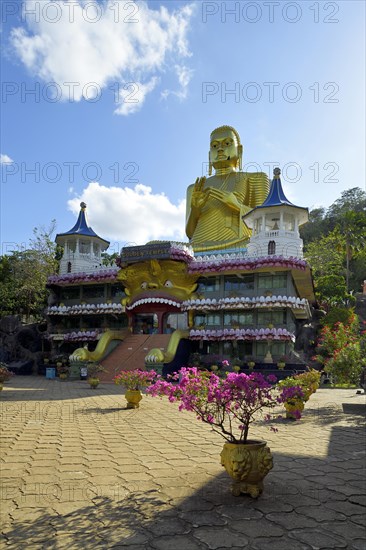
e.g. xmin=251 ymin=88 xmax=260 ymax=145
xmin=1 ymin=0 xmax=365 ymax=256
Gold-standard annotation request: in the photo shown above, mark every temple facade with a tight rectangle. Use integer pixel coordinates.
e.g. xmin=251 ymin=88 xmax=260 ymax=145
xmin=46 ymin=165 xmax=314 ymax=373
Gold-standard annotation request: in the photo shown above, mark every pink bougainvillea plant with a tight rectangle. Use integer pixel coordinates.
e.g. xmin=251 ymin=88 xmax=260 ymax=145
xmin=147 ymin=367 xmax=301 ymax=444
xmin=114 ymin=369 xmax=157 ymax=391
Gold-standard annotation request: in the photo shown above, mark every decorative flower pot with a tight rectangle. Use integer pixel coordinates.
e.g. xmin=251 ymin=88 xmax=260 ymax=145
xmin=88 ymin=377 xmax=100 ymax=389
xmin=125 ymin=389 xmax=143 ymax=409
xmin=220 ymin=440 xmax=273 ymax=498
xmin=233 ymin=365 xmax=241 ymax=373
xmin=59 ymin=373 xmax=68 ymax=380
xmin=277 ymin=362 xmax=286 ymax=370
xmin=284 ymin=398 xmax=305 ymax=419
xmin=247 ymin=362 xmax=255 ymax=370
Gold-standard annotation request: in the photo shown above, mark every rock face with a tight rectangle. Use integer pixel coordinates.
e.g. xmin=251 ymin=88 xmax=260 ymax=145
xmin=294 ymin=308 xmax=326 ymax=362
xmin=0 ymin=316 xmax=47 ymax=372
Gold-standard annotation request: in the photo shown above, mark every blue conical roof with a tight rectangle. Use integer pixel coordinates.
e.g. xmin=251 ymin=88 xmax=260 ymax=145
xmin=257 ymin=168 xmax=296 ymax=208
xmin=242 ymin=168 xmax=308 ymax=226
xmin=56 ymin=203 xmax=109 ymax=245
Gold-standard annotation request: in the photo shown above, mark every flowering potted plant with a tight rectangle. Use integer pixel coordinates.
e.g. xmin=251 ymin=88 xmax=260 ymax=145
xmin=114 ymin=369 xmax=157 ymax=408
xmin=56 ymin=363 xmax=69 ymax=380
xmin=0 ymin=363 xmax=13 ymax=389
xmin=277 ymin=355 xmax=288 ymax=370
xmin=245 ymin=356 xmax=256 ymax=370
xmin=278 ymin=376 xmax=305 ymax=419
xmin=86 ymin=362 xmax=106 ymax=389
xmin=147 ymin=367 xmax=300 ymax=497
xmin=221 ymin=359 xmax=231 ymax=371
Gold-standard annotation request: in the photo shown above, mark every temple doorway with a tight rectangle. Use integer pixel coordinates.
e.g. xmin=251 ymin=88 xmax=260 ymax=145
xmin=133 ymin=314 xmax=158 ymax=334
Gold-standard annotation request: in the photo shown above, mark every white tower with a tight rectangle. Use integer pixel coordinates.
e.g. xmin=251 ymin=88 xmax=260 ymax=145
xmin=56 ymin=202 xmax=110 ymax=275
xmin=242 ymin=168 xmax=308 ymax=259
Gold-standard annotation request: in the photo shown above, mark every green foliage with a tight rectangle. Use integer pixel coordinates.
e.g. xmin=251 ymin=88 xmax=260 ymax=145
xmin=314 ymin=314 xmax=365 ymax=385
xmin=101 ymin=252 xmax=118 ymax=266
xmin=0 ymin=221 xmax=59 ymax=320
xmin=314 ymin=274 xmax=352 ymax=307
xmin=303 ymin=187 xmax=366 ymax=300
xmin=321 ymin=307 xmax=355 ymax=328
xmin=326 ymin=187 xmax=366 ymax=220
xmin=305 ymin=232 xmax=344 ymax=278
xmin=325 ymin=343 xmax=364 ymax=385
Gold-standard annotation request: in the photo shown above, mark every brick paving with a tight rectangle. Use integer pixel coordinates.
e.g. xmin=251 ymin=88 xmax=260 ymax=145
xmin=0 ymin=376 xmax=365 ymax=549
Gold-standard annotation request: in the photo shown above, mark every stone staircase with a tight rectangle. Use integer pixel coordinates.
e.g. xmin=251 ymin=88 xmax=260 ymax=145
xmin=99 ymin=333 xmax=171 ymax=382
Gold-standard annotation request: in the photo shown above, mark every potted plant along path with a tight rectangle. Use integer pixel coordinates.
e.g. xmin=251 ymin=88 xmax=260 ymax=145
xmin=278 ymin=368 xmax=321 ymax=419
xmin=0 ymin=363 xmax=13 ymax=391
xmin=114 ymin=369 xmax=157 ymax=409
xmin=147 ymin=367 xmax=300 ymax=497
xmin=86 ymin=362 xmax=106 ymax=389
xmin=277 ymin=355 xmax=287 ymax=370
xmin=245 ymin=356 xmax=256 ymax=370
xmin=278 ymin=377 xmax=306 ymax=419
xmin=56 ymin=363 xmax=69 ymax=380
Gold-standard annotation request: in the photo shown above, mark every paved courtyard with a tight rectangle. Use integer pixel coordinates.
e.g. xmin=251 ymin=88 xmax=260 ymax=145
xmin=0 ymin=376 xmax=365 ymax=550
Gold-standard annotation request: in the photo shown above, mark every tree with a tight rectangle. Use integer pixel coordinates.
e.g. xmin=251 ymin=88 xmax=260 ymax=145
xmin=0 ymin=221 xmax=60 ymax=320
xmin=304 ymin=188 xmax=366 ymax=299
xmin=335 ymin=211 xmax=366 ymax=291
xmin=326 ymin=187 xmax=366 ymax=221
xmin=314 ymin=314 xmax=365 ymax=385
xmin=101 ymin=251 xmax=118 ymax=266
xmin=300 ymin=207 xmax=328 ymax=243
xmin=305 ymin=231 xmax=344 ymax=277
xmin=314 ymin=274 xmax=354 ymax=308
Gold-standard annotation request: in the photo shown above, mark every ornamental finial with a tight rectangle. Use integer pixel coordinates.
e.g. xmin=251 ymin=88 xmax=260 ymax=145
xmin=80 ymin=202 xmax=87 ymax=210
xmin=273 ymin=167 xmax=281 ymax=178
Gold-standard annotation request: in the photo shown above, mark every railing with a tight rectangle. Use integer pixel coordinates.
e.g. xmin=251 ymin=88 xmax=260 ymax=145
xmin=251 ymin=230 xmax=299 ymax=239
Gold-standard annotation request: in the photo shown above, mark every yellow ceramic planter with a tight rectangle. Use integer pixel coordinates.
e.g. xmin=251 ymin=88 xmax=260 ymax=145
xmin=284 ymin=398 xmax=305 ymax=419
xmin=88 ymin=377 xmax=100 ymax=389
xmin=125 ymin=389 xmax=143 ymax=409
xmin=220 ymin=440 xmax=273 ymax=497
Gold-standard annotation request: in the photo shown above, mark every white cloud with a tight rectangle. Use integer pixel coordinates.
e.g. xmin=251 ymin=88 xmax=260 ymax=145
xmin=161 ymin=64 xmax=194 ymax=100
xmin=67 ymin=181 xmax=187 ymax=243
xmin=10 ymin=0 xmax=194 ymax=114
xmin=0 ymin=154 xmax=14 ymax=165
xmin=114 ymin=76 xmax=158 ymax=116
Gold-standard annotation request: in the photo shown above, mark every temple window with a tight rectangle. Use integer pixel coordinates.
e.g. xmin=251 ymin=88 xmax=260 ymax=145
xmin=257 ymin=310 xmax=287 ymax=326
xmin=67 ymin=261 xmax=72 ymax=273
xmin=268 ymin=241 xmax=276 ymax=255
xmin=134 ymin=314 xmax=158 ymax=334
xmin=197 ymin=277 xmax=218 ymax=293
xmin=224 ymin=311 xmax=254 ymax=327
xmin=111 ymin=284 xmax=126 ymax=300
xmin=82 ymin=285 xmax=105 ymax=300
xmin=194 ymin=313 xmax=220 ymax=327
xmin=60 ymin=287 xmax=80 ymax=301
xmin=224 ymin=274 xmax=254 ymax=291
xmin=258 ymin=273 xmax=287 ymax=290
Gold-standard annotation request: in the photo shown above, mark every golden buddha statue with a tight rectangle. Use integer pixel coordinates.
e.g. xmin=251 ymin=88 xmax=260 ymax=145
xmin=185 ymin=125 xmax=269 ymax=251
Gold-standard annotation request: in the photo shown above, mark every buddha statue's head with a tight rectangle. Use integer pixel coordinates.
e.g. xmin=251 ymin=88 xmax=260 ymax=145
xmin=208 ymin=125 xmax=243 ymax=175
